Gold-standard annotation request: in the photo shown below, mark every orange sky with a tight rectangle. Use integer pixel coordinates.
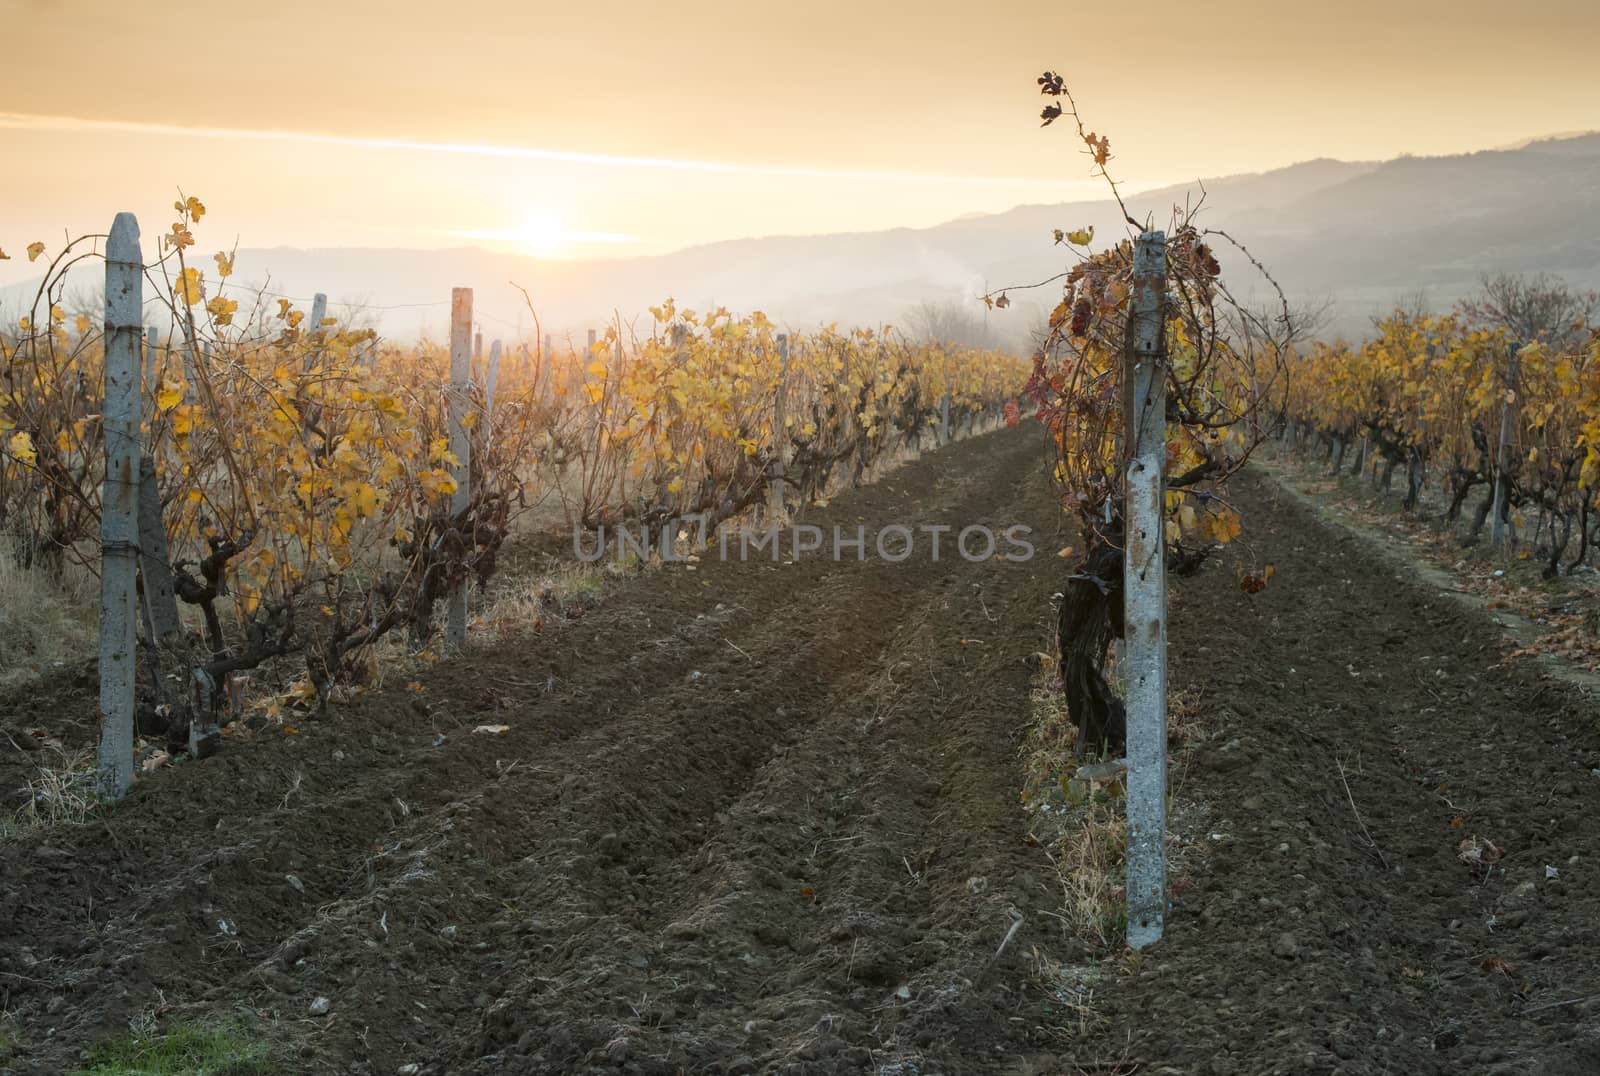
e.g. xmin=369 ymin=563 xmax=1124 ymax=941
xmin=3 ymin=0 xmax=1598 ymax=272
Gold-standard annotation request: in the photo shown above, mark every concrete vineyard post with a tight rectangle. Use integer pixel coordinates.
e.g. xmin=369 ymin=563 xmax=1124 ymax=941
xmin=540 ymin=331 xmax=553 ymax=403
xmin=1123 ymin=230 xmax=1169 ymax=950
xmin=940 ymin=392 xmax=952 ymax=445
xmin=487 ymin=339 xmax=502 ymax=417
xmin=137 ymin=455 xmax=180 ymax=642
xmin=304 ymin=293 xmax=328 ymax=373
xmin=771 ymin=334 xmax=789 ymax=514
xmin=447 ymin=288 xmax=473 ymax=649
xmin=181 ymin=332 xmax=199 ymax=403
xmin=583 ymin=330 xmax=599 ymax=399
xmin=143 ymin=326 xmax=159 ymax=394
xmin=1491 ymin=341 xmax=1521 ymax=550
xmin=542 ymin=333 xmax=554 ymax=404
xmin=98 ymin=213 xmax=143 ymax=800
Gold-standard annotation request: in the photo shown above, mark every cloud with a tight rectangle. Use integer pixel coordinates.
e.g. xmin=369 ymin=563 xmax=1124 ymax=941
xmin=0 ymin=111 xmax=1065 ymax=188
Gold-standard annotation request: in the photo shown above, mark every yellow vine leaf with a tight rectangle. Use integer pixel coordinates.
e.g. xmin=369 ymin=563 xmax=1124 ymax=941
xmin=1207 ymin=508 xmax=1243 ymax=544
xmin=206 ymin=295 xmax=239 ymax=326
xmin=178 ymin=268 xmax=204 ymax=306
xmin=9 ymin=431 xmax=36 ymax=465
xmin=26 ymin=241 xmax=44 ymax=262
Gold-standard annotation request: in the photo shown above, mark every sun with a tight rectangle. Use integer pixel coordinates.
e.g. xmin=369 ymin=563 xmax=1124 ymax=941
xmin=511 ymin=210 xmax=566 ymax=256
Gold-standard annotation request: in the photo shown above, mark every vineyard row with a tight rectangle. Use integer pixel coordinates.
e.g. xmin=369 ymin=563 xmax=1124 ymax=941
xmin=1278 ymin=309 xmax=1600 ymax=574
xmin=0 ymin=206 xmax=1029 ymax=795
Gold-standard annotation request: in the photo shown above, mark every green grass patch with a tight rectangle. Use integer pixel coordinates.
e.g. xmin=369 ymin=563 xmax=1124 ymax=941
xmin=74 ymin=1021 xmax=274 ymax=1076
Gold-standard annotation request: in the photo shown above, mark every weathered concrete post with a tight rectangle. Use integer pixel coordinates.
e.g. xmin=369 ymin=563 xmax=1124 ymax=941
xmin=770 ymin=334 xmax=790 ymax=514
xmin=447 ymin=289 xmax=474 ymax=648
xmin=1490 ymin=341 xmax=1522 ymax=550
xmin=143 ymin=326 xmax=160 ymax=395
xmin=1123 ymin=230 xmax=1169 ymax=949
xmin=136 ymin=456 xmax=180 ymax=642
xmin=303 ymin=293 xmax=328 ymax=373
xmin=486 ymin=339 xmax=502 ymax=416
xmin=98 ymin=213 xmax=143 ymax=799
xmin=542 ymin=332 xmax=554 ymax=404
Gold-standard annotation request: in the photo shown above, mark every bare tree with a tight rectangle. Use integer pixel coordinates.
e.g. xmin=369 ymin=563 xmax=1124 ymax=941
xmin=1279 ymin=294 xmax=1336 ymax=345
xmin=902 ymin=299 xmax=1003 ymax=350
xmin=1384 ymin=289 xmax=1431 ymax=327
xmin=1458 ymin=273 xmax=1599 ymax=347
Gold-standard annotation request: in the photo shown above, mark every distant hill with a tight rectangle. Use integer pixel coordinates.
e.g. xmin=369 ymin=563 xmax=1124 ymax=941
xmin=7 ymin=133 xmax=1598 ymax=346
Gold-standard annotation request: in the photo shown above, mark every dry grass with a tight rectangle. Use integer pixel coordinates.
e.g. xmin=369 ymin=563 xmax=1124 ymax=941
xmin=1022 ymin=643 xmax=1206 ymax=953
xmin=1019 ymin=650 xmax=1130 ymax=953
xmin=1044 ymin=805 xmax=1128 ymax=949
xmin=1020 ymin=678 xmax=1075 ymax=804
xmin=2 ymin=746 xmax=102 ymax=841
xmin=0 ymin=546 xmax=97 ymax=693
xmin=1027 ymin=945 xmax=1112 ymax=1040
xmin=474 ymin=545 xmax=625 ymax=646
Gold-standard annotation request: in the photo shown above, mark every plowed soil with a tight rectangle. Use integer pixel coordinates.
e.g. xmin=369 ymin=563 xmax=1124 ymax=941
xmin=6 ymin=427 xmax=1600 ymax=1075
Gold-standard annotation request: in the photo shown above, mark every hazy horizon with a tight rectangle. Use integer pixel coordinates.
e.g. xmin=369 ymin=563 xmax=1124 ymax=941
xmin=5 ymin=0 xmax=1600 ymax=265
xmin=5 ymin=0 xmax=1600 ymax=347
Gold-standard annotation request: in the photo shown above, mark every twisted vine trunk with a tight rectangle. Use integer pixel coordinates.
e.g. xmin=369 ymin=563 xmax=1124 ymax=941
xmin=1058 ymin=525 xmax=1126 ymax=756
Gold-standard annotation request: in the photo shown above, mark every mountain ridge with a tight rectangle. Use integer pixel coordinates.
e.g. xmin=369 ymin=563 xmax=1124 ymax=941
xmin=6 ymin=133 xmax=1596 ymax=344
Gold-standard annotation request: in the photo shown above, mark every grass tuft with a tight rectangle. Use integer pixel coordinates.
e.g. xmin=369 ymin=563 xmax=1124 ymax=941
xmin=1 ymin=748 xmax=104 ymax=843
xmin=1046 ymin=805 xmax=1128 ymax=949
xmin=0 ymin=548 xmax=96 ymax=693
xmin=74 ymin=1021 xmax=274 ymax=1076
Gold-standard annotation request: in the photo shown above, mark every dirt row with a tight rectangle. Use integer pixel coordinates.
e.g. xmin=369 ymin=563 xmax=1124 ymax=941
xmin=2 ymin=425 xmax=1074 ymax=1074
xmin=6 ymin=426 xmax=1600 ymax=1074
xmin=1123 ymin=466 xmax=1600 ymax=1075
